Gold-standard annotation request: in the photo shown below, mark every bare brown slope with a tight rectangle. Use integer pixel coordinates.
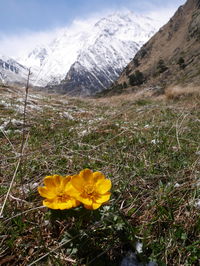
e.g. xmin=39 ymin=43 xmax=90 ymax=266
xmin=112 ymin=0 xmax=200 ymax=92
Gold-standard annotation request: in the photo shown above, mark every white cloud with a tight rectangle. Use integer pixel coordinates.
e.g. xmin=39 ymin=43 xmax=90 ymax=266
xmin=0 ymin=5 xmax=180 ymax=60
xmin=0 ymin=29 xmax=58 ymax=59
xmin=0 ymin=15 xmax=102 ymax=60
xmin=145 ymin=7 xmax=178 ymax=27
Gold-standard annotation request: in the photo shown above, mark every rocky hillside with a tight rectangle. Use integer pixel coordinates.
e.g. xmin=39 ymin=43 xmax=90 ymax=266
xmin=0 ymin=55 xmax=28 ymax=85
xmin=113 ymin=0 xmax=200 ymax=92
xmin=54 ymin=13 xmax=157 ymax=96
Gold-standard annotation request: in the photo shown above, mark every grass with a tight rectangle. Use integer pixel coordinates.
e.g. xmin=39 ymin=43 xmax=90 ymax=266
xmin=165 ymin=85 xmax=200 ymax=100
xmin=0 ymin=86 xmax=200 ymax=265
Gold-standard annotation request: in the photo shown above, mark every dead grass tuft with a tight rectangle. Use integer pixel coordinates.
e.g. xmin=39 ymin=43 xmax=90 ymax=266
xmin=165 ymin=85 xmax=200 ymax=100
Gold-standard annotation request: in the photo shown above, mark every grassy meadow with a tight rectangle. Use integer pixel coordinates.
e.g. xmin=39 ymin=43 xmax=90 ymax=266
xmin=0 ymin=85 xmax=199 ymax=265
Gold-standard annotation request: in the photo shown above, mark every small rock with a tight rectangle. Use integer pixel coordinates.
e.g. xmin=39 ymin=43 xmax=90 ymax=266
xmin=151 ymin=139 xmax=159 ymax=144
xmin=135 ymin=242 xmax=143 ymax=254
xmin=62 ymin=112 xmax=74 ymax=120
xmin=174 ymin=183 xmax=180 ymax=188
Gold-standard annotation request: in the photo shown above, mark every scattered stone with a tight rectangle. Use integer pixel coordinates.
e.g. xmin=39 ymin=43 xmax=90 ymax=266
xmin=61 ymin=111 xmax=74 ymax=120
xmin=174 ymin=183 xmax=181 ymax=188
xmin=135 ymin=242 xmax=143 ymax=254
xmin=194 ymin=199 xmax=200 ymax=209
xmin=151 ymin=139 xmax=159 ymax=144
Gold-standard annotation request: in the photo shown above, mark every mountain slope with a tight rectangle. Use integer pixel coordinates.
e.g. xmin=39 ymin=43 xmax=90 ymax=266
xmin=19 ymin=27 xmax=91 ymax=87
xmin=0 ymin=55 xmax=28 ymax=85
xmin=113 ymin=0 xmax=200 ymax=92
xmin=19 ymin=12 xmax=158 ymax=95
xmin=52 ymin=13 xmax=157 ymax=96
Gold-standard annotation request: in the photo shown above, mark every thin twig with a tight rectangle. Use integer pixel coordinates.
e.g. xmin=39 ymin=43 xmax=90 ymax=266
xmin=175 ymin=113 xmax=188 ymax=150
xmin=0 ymin=127 xmax=15 ymax=151
xmin=0 ymin=70 xmax=31 ymax=218
xmin=3 ymin=205 xmax=45 ymax=223
xmin=20 ymin=68 xmax=31 ymax=155
xmin=18 ymin=69 xmax=31 ymax=197
xmin=0 ymin=159 xmax=21 ymax=218
xmin=0 ymin=133 xmax=29 ymax=218
xmin=9 ymin=194 xmax=30 ymax=204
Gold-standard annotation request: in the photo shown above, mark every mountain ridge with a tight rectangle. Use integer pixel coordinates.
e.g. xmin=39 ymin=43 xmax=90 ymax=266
xmin=112 ymin=0 xmax=200 ymax=93
xmin=19 ymin=12 xmax=159 ymax=95
xmin=0 ymin=54 xmax=28 ymax=85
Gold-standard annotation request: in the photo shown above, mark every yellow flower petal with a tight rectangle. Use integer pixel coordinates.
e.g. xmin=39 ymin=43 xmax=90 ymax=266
xmin=62 ymin=176 xmax=72 ymax=187
xmin=71 ymin=174 xmax=85 ymax=191
xmin=43 ymin=198 xmax=80 ymax=210
xmin=92 ymin=202 xmax=102 ymax=210
xmin=43 ymin=175 xmax=56 ymax=189
xmin=77 ymin=195 xmax=93 ymax=205
xmin=80 ymin=169 xmax=94 ymax=183
xmin=39 ymin=169 xmax=111 ymax=210
xmin=44 ymin=175 xmax=65 ymax=188
xmin=55 ymin=199 xmax=77 ymax=210
xmin=96 ymin=179 xmax=112 ymax=194
xmin=38 ymin=186 xmax=56 ymax=199
xmin=53 ymin=175 xmax=63 ymax=186
xmin=43 ymin=198 xmax=67 ymax=209
xmin=65 ymin=185 xmax=80 ymax=198
xmin=93 ymin=171 xmax=105 ymax=182
xmin=95 ymin=192 xmax=111 ymax=204
xmin=43 ymin=199 xmax=57 ymax=209
xmin=84 ymin=202 xmax=102 ymax=210
xmin=71 ymin=199 xmax=81 ymax=208
xmin=62 ymin=176 xmax=76 ymax=194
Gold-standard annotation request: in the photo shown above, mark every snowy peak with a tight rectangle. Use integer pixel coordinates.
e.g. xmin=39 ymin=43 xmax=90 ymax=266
xmin=27 ymin=46 xmax=49 ymax=67
xmin=0 ymin=55 xmax=28 ymax=85
xmin=95 ymin=12 xmax=152 ymax=31
xmin=19 ymin=11 xmax=160 ymax=94
xmin=56 ymin=12 xmax=158 ymax=96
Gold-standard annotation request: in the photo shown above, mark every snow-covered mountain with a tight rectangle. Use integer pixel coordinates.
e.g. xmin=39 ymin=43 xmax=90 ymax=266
xmin=0 ymin=55 xmax=28 ymax=85
xmin=19 ymin=25 xmax=92 ymax=86
xmin=19 ymin=11 xmax=160 ymax=95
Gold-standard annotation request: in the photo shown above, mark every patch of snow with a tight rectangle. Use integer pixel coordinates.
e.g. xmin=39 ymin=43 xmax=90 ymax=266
xmin=151 ymin=139 xmax=159 ymax=144
xmin=174 ymin=183 xmax=181 ymax=188
xmin=135 ymin=242 xmax=143 ymax=254
xmin=61 ymin=112 xmax=74 ymax=120
xmin=19 ymin=182 xmax=39 ymax=195
xmin=194 ymin=199 xmax=200 ymax=209
xmin=144 ymin=124 xmax=150 ymax=128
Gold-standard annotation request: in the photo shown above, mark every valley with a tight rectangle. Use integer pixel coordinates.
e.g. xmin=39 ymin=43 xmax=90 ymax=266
xmin=0 ymin=85 xmax=199 ymax=265
xmin=0 ymin=0 xmax=199 ymax=265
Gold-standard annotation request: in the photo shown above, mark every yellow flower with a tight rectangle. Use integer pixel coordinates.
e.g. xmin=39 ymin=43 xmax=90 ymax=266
xmin=38 ymin=175 xmax=80 ymax=210
xmin=71 ymin=169 xmax=111 ymax=210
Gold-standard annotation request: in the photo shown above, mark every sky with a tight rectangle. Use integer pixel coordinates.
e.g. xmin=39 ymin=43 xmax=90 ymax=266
xmin=0 ymin=0 xmax=186 ymax=58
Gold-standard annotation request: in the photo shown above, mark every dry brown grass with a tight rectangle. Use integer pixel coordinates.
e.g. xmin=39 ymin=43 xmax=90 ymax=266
xmin=165 ymin=85 xmax=200 ymax=100
xmin=93 ymin=88 xmax=165 ymax=107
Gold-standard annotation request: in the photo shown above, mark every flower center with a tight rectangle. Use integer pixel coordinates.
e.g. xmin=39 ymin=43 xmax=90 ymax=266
xmin=57 ymin=193 xmax=70 ymax=203
xmin=84 ymin=184 xmax=94 ymax=195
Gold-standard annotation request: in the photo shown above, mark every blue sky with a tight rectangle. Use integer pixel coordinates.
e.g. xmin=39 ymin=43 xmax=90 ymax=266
xmin=0 ymin=0 xmax=186 ymax=34
xmin=0 ymin=0 xmax=186 ymax=57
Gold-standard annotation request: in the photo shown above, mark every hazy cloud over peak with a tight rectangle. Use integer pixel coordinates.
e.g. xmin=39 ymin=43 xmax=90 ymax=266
xmin=0 ymin=0 xmax=186 ymax=58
